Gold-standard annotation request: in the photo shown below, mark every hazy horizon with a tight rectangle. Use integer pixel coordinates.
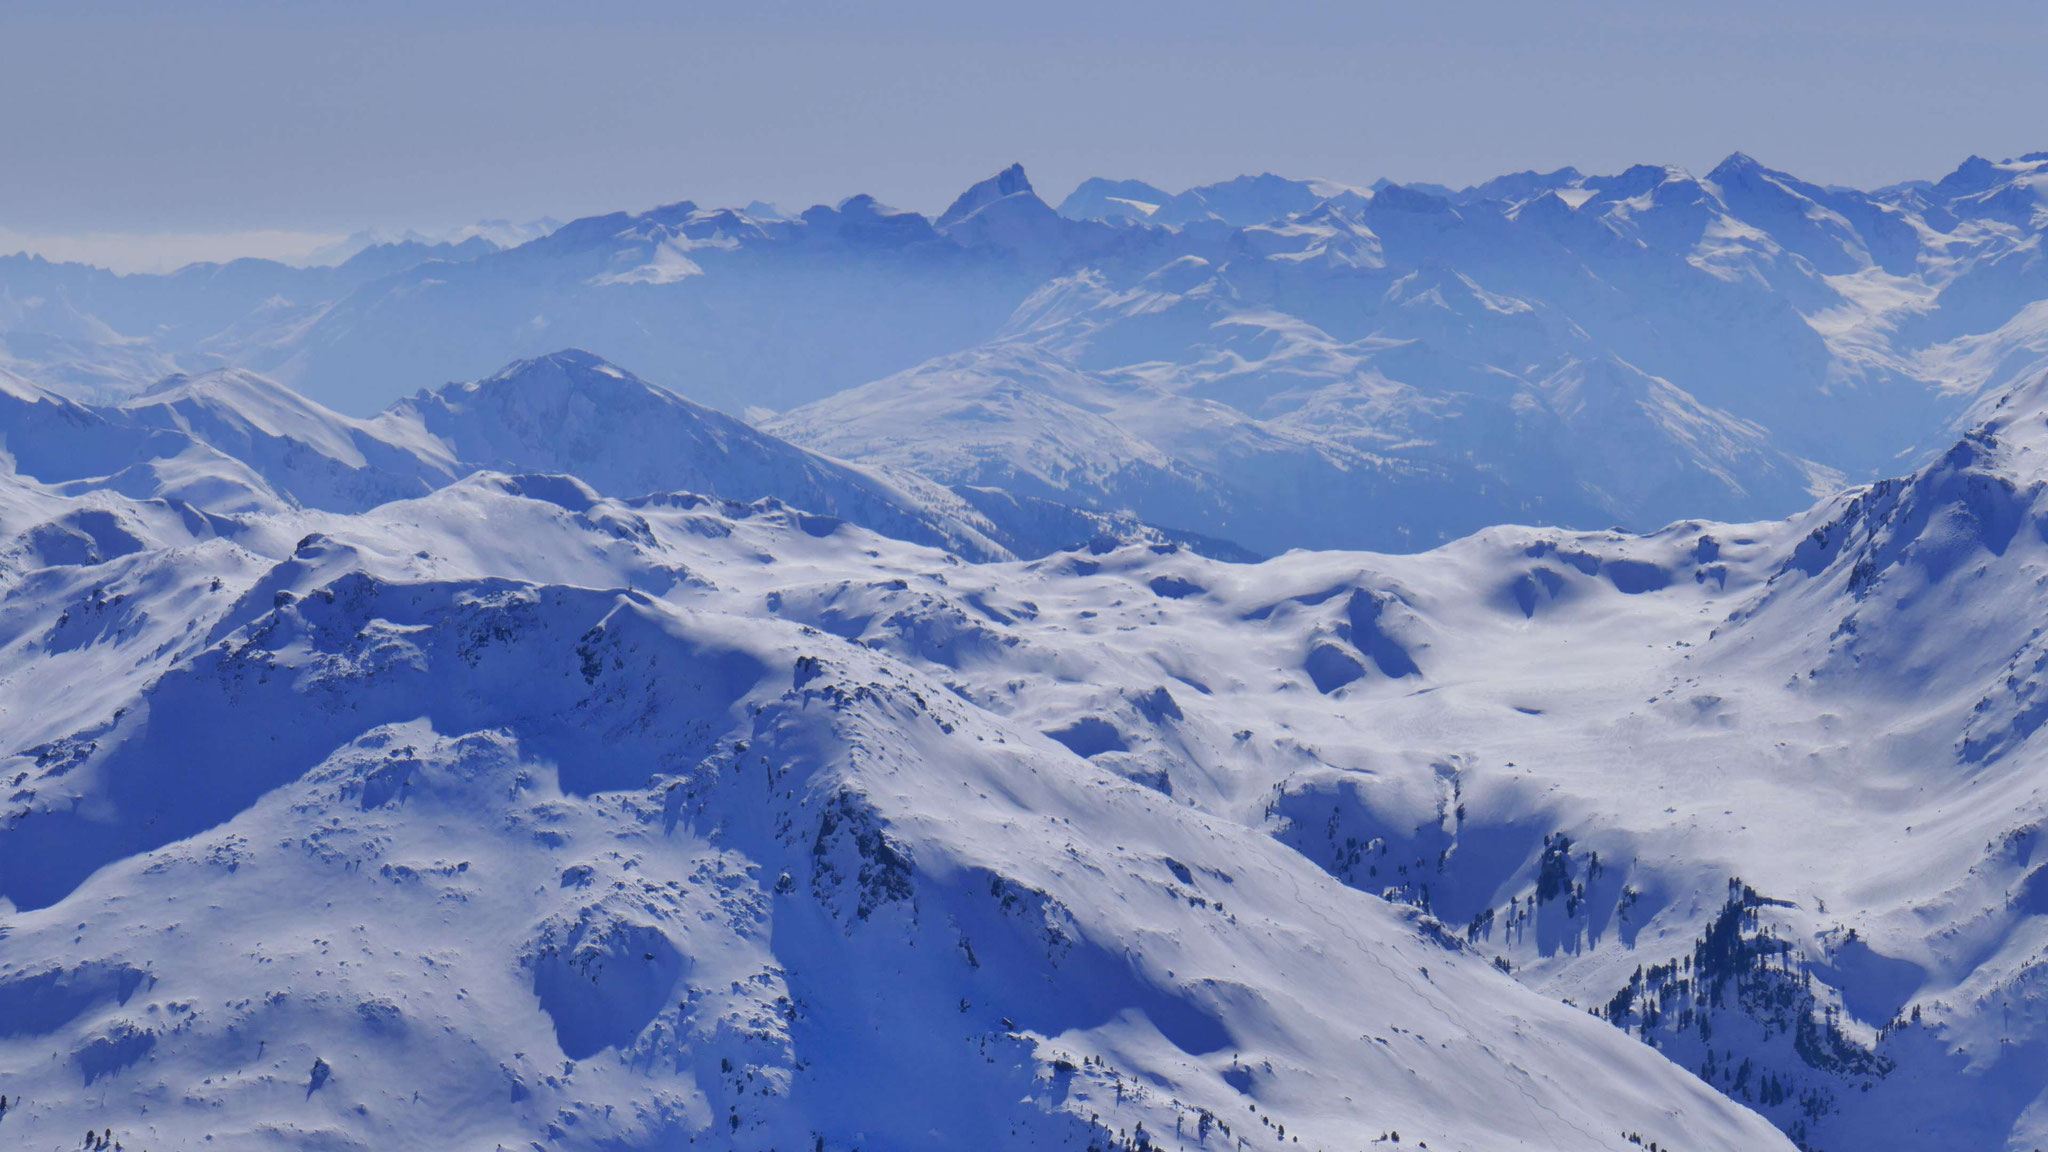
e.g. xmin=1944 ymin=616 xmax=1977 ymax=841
xmin=6 ymin=0 xmax=2045 ymax=270
xmin=5 ymin=144 xmax=2043 ymax=275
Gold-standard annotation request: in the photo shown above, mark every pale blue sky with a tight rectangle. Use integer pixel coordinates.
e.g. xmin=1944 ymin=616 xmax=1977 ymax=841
xmin=4 ymin=0 xmax=2046 ymax=266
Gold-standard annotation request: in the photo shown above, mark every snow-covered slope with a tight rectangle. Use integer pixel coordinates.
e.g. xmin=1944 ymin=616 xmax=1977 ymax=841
xmin=795 ymin=362 xmax=2048 ymax=1149
xmin=383 ymin=350 xmax=1018 ymax=560
xmin=788 ymin=366 xmax=2048 ymax=1150
xmin=767 ymin=341 xmax=1559 ymax=554
xmin=117 ymin=368 xmax=457 ymax=512
xmin=769 ymin=326 xmax=1837 ymax=552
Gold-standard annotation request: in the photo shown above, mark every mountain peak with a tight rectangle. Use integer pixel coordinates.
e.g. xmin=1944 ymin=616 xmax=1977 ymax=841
xmin=489 ymin=347 xmax=632 ymax=378
xmin=988 ymin=162 xmax=1032 ymax=195
xmin=1368 ymin=182 xmax=1458 ymax=216
xmin=937 ymin=163 xmax=1037 ymax=229
xmin=136 ymin=365 xmax=298 ymax=401
xmin=1056 ymin=177 xmax=1170 ymax=221
xmin=438 ymin=349 xmax=668 ymax=408
xmin=1934 ymin=154 xmax=2006 ymax=196
xmin=122 ymin=367 xmax=372 ymax=459
xmin=1709 ymin=151 xmax=1764 ymax=180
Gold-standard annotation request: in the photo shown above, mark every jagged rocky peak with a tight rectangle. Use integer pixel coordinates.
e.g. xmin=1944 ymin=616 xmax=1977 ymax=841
xmin=1367 ymin=181 xmax=1460 ymax=216
xmin=1584 ymin=161 xmax=1699 ymax=200
xmin=1703 ymin=150 xmax=1834 ymax=205
xmin=937 ymin=162 xmax=1039 ymax=229
xmin=1708 ymin=149 xmax=1766 ymax=179
xmin=1934 ymin=153 xmax=2013 ymax=197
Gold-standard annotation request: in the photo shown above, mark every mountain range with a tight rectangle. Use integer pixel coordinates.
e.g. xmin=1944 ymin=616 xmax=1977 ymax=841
xmin=8 ymin=151 xmax=2048 ymax=553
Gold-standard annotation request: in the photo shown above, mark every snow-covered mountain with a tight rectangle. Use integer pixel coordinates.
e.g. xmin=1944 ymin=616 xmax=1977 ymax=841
xmin=0 ymin=411 xmax=1796 ymax=1152
xmin=381 ymin=350 xmax=1020 ymax=561
xmin=7 ymin=319 xmax=2048 ymax=1148
xmin=766 ymin=334 xmax=1835 ymax=554
xmin=763 ymin=341 xmax=1549 ymax=555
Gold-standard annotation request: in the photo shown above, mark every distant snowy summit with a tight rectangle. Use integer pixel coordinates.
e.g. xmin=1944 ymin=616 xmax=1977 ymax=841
xmin=300 ymin=216 xmax=564 ymax=267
